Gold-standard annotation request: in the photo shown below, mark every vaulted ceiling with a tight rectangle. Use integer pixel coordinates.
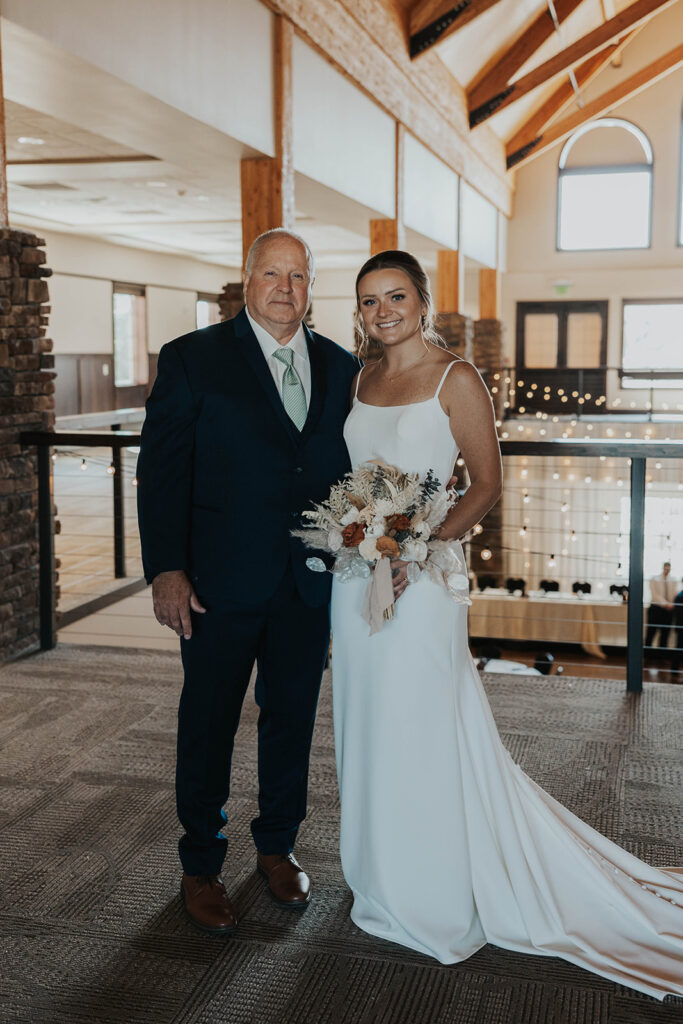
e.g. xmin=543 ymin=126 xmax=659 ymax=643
xmin=402 ymin=0 xmax=683 ymax=168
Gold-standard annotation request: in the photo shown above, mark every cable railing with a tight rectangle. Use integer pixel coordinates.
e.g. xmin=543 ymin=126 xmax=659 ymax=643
xmin=19 ymin=431 xmax=683 ymax=692
xmin=489 ymin=365 xmax=683 ymax=419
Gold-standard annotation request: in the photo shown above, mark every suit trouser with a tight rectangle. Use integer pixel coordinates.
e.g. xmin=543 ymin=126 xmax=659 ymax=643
xmin=645 ymin=604 xmax=672 ymax=650
xmin=176 ymin=565 xmax=330 ymax=875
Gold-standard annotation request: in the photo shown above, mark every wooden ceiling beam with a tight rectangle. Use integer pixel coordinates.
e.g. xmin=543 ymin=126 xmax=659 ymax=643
xmin=507 ymin=41 xmax=683 ymax=171
xmin=474 ymin=0 xmax=678 ymax=126
xmin=409 ymin=0 xmax=507 ymax=57
xmin=468 ymin=0 xmax=586 ymax=127
xmin=505 ymin=30 xmax=637 ymax=169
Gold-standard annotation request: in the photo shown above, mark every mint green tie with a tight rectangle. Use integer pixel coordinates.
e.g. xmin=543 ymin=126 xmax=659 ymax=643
xmin=272 ymin=347 xmax=307 ymax=430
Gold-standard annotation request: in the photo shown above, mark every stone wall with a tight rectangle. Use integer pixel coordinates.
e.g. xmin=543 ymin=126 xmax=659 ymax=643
xmin=0 ymin=229 xmax=55 ymax=661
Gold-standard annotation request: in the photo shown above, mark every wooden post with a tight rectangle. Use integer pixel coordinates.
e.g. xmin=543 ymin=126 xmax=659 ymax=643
xmin=0 ymin=20 xmax=10 ymax=229
xmin=479 ymin=267 xmax=499 ymax=320
xmin=369 ymin=122 xmax=405 ymax=256
xmin=240 ymin=15 xmax=295 ymax=268
xmin=437 ymin=250 xmax=464 ymax=313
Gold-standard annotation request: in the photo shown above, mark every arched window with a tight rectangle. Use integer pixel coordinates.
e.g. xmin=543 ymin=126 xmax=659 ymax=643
xmin=557 ymin=118 xmax=653 ymax=251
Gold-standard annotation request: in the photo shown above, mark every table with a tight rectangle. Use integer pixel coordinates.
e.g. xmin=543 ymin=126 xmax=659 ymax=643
xmin=469 ymin=592 xmax=629 ymax=659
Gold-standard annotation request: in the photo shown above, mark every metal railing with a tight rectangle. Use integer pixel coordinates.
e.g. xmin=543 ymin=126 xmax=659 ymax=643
xmin=21 ymin=429 xmax=143 ymax=647
xmin=19 ymin=432 xmax=683 ymax=693
xmin=490 ymin=365 xmax=683 ymax=419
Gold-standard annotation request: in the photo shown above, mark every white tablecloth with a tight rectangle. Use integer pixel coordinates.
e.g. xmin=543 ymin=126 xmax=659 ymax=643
xmin=469 ymin=592 xmax=628 ymax=659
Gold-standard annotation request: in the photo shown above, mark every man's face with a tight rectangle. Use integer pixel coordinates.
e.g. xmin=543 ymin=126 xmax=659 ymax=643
xmin=663 ymin=563 xmax=671 ymax=577
xmin=244 ymin=237 xmax=312 ymax=339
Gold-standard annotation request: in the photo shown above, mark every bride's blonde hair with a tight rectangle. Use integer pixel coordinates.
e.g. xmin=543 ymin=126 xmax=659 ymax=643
xmin=353 ymin=250 xmax=447 ymax=362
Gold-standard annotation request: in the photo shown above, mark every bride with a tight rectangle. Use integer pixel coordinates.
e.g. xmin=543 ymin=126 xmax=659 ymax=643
xmin=329 ymin=249 xmax=683 ymax=1001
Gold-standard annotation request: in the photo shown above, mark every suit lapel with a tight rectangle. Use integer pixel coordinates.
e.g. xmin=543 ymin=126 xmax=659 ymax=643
xmin=232 ymin=308 xmax=300 ymax=445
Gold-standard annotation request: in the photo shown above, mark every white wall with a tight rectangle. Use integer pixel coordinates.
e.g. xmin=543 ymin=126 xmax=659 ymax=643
xmin=460 ymin=182 xmax=498 ymax=268
xmin=504 ymin=11 xmax=683 ymax=410
xmin=2 ymin=0 xmax=274 ymax=155
xmin=30 ymin=228 xmax=230 ymax=355
xmin=404 ymin=133 xmax=458 ymax=249
xmin=311 ymin=269 xmax=357 ymax=351
xmin=293 ymin=36 xmax=395 ymax=217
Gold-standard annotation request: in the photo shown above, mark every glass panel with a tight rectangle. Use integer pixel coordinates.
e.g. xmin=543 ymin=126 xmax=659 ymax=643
xmin=559 ymin=170 xmax=650 ymax=250
xmin=524 ymin=314 xmax=559 ymax=367
xmin=622 ymin=302 xmax=683 ymax=388
xmin=567 ymin=312 xmax=602 ymax=367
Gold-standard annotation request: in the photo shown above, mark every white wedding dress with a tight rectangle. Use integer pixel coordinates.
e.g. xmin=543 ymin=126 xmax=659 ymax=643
xmin=330 ymin=362 xmax=683 ymax=1001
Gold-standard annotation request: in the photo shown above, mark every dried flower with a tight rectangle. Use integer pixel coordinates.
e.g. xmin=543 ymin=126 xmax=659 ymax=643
xmin=376 ymin=536 xmax=400 ymax=559
xmin=386 ymin=513 xmax=411 ymax=532
xmin=342 ymin=522 xmax=365 ymax=547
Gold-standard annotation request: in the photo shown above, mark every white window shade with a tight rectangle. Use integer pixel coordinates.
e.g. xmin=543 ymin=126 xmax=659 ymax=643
xmin=559 ymin=170 xmax=651 ymax=251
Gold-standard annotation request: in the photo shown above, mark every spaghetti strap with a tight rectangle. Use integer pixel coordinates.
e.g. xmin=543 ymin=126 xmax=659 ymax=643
xmin=354 ymin=365 xmax=364 ymax=401
xmin=434 ymin=359 xmax=458 ymax=399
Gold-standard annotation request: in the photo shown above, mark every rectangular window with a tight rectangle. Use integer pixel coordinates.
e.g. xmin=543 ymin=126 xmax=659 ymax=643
xmin=621 ymin=300 xmax=683 ymax=389
xmin=196 ymin=293 xmax=221 ymax=329
xmin=558 ymin=168 xmax=651 ymax=251
xmin=113 ymin=283 xmax=147 ymax=387
xmin=515 ymin=301 xmax=607 ymax=414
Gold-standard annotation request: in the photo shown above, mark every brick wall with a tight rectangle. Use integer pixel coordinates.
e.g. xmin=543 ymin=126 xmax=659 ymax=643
xmin=0 ymin=229 xmax=55 ymax=661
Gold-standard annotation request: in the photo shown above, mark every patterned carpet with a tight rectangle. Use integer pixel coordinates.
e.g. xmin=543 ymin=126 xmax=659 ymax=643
xmin=0 ymin=645 xmax=681 ymax=1024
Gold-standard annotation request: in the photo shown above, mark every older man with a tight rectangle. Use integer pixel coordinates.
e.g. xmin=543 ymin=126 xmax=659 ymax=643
xmin=137 ymin=230 xmax=357 ymax=933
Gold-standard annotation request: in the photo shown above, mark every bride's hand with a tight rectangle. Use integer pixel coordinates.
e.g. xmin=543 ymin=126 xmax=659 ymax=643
xmin=389 ymin=558 xmax=410 ymax=600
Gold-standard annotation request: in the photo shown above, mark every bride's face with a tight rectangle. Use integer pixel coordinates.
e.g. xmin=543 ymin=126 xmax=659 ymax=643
xmin=357 ymin=268 xmax=426 ymax=348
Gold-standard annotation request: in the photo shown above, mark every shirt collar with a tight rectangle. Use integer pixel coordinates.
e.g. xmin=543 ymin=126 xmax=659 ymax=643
xmin=246 ymin=307 xmax=308 ymax=360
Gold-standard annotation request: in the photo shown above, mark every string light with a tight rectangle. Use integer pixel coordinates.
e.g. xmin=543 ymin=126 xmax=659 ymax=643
xmin=131 ymin=477 xmax=139 ymax=487
xmin=547 ymin=554 xmax=556 ymax=568
xmin=519 ymin=526 xmax=527 ymax=537
xmin=107 ymin=463 xmax=116 ymax=476
xmin=480 ymin=548 xmax=492 ymax=561
xmin=616 ymin=562 xmax=624 ymax=577
xmin=473 ymin=523 xmax=483 ymax=535
xmin=571 ymin=530 xmax=577 ymax=543
xmin=80 ymin=459 xmax=88 ymax=471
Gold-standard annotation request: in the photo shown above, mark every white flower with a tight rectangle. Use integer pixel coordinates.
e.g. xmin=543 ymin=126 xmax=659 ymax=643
xmin=414 ymin=522 xmax=431 ymax=540
xmin=340 ymin=508 xmax=360 ymax=526
xmin=446 ymin=572 xmax=469 ymax=591
xmin=359 ymin=536 xmax=380 ymax=561
xmin=373 ymin=498 xmax=394 ymax=516
xmin=401 ymin=538 xmax=428 ymax=562
xmin=328 ymin=529 xmax=343 ymax=551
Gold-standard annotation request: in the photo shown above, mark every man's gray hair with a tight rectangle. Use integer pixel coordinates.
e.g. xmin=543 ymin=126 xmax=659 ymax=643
xmin=245 ymin=228 xmax=315 ymax=278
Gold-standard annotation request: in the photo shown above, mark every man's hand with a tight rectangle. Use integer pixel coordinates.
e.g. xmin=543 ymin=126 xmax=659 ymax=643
xmin=152 ymin=570 xmax=206 ymax=639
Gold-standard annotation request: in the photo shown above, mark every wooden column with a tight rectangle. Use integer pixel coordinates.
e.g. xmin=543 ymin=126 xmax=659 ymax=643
xmin=369 ymin=122 xmax=405 ymax=255
xmin=240 ymin=15 xmax=295 ymax=268
xmin=0 ymin=20 xmax=9 ymax=229
xmin=479 ymin=267 xmax=500 ymax=320
xmin=437 ymin=250 xmax=464 ymax=313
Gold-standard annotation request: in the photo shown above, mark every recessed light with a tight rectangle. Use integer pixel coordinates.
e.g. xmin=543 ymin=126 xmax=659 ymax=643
xmin=17 ymin=136 xmax=45 ymax=145
xmin=146 ymin=180 xmax=167 ymax=188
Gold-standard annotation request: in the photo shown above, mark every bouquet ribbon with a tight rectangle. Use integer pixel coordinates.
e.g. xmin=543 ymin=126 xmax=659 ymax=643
xmin=361 ymin=556 xmax=395 ymax=635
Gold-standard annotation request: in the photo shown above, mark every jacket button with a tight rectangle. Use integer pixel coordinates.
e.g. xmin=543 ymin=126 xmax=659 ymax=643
xmin=290 ymin=511 xmax=299 ymax=519
xmin=294 ymin=466 xmax=303 ymax=473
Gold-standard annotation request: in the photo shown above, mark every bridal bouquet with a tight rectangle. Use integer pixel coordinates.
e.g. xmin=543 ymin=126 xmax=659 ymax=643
xmin=293 ymin=460 xmax=471 ymax=634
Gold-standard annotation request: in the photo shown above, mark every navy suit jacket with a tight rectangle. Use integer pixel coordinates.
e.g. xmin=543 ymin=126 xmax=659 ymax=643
xmin=137 ymin=308 xmax=359 ymax=607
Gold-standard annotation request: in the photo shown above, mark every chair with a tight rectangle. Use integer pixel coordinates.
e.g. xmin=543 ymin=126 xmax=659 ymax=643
xmin=476 ymin=574 xmax=498 ymax=591
xmin=539 ymin=579 xmax=560 ymax=593
xmin=505 ymin=577 xmax=526 ymax=596
xmin=572 ymin=581 xmax=592 ymax=595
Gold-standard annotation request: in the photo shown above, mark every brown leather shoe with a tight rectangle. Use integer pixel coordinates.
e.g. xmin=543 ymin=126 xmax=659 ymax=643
xmin=257 ymin=852 xmax=311 ymax=909
xmin=181 ymin=873 xmax=237 ymax=934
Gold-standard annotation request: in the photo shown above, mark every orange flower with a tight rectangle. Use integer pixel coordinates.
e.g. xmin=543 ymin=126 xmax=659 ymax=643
xmin=342 ymin=522 xmax=365 ymax=547
xmin=386 ymin=514 xmax=410 ymax=532
xmin=376 ymin=536 xmax=400 ymax=558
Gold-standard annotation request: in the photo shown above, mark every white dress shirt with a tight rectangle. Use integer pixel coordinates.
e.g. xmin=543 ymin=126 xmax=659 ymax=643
xmin=246 ymin=307 xmax=311 ymax=409
xmin=649 ymin=574 xmax=678 ymax=605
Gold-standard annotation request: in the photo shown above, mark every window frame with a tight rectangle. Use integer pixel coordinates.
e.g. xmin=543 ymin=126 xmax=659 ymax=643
xmin=112 ymin=281 xmax=148 ymax=389
xmin=620 ymin=297 xmax=683 ymax=386
xmin=516 ymin=300 xmax=608 ymax=370
xmin=556 ymin=119 xmax=654 ymax=254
